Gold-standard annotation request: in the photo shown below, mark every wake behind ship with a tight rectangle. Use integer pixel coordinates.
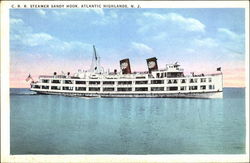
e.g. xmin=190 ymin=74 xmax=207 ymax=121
xmin=28 ymin=46 xmax=223 ymax=98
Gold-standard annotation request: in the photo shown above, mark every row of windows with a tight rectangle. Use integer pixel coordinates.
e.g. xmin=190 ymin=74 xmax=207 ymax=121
xmin=44 ymin=78 xmax=213 ymax=85
xmin=35 ymin=85 xmax=215 ymax=91
xmin=155 ymin=72 xmax=184 ymax=78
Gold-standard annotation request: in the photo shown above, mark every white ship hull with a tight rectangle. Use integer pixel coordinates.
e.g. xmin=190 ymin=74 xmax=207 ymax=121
xmin=33 ymin=89 xmax=223 ymax=98
xmin=30 ymin=73 xmax=223 ymax=99
xmin=29 ymin=47 xmax=223 ymax=99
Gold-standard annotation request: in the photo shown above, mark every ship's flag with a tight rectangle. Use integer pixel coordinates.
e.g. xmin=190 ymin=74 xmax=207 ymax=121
xmin=25 ymin=74 xmax=33 ymax=82
xmin=217 ymin=67 xmax=221 ymax=71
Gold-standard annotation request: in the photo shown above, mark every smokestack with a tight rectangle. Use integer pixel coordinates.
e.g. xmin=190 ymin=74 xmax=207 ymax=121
xmin=146 ymin=57 xmax=158 ymax=73
xmin=120 ymin=58 xmax=132 ymax=74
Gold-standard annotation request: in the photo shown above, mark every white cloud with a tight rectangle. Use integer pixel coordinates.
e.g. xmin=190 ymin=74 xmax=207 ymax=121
xmin=143 ymin=12 xmax=166 ymax=20
xmin=93 ymin=9 xmax=105 ymax=16
xmin=168 ymin=13 xmax=205 ymax=32
xmin=36 ymin=9 xmax=46 ymax=16
xmin=194 ymin=38 xmax=218 ymax=47
xmin=81 ymin=9 xmax=104 ymax=16
xmin=152 ymin=32 xmax=167 ymax=40
xmin=110 ymin=11 xmax=118 ymax=19
xmin=226 ymin=52 xmax=244 ymax=59
xmin=23 ymin=33 xmax=54 ymax=47
xmin=141 ymin=12 xmax=205 ymax=32
xmin=10 ymin=17 xmax=92 ymax=54
xmin=10 ymin=18 xmax=24 ymax=25
xmin=10 ymin=18 xmax=53 ymax=47
xmin=91 ymin=10 xmax=119 ymax=25
xmin=218 ymin=28 xmax=243 ymax=40
xmin=131 ymin=42 xmax=153 ymax=54
xmin=49 ymin=40 xmax=91 ymax=52
xmin=185 ymin=48 xmax=195 ymax=53
xmin=50 ymin=9 xmax=105 ymax=17
xmin=217 ymin=28 xmax=244 ymax=54
xmin=10 ymin=18 xmax=32 ymax=40
xmin=52 ymin=10 xmax=67 ymax=16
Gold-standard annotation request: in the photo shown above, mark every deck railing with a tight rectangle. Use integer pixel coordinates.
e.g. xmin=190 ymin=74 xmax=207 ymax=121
xmin=39 ymin=75 xmax=80 ymax=79
xmin=39 ymin=72 xmax=222 ymax=80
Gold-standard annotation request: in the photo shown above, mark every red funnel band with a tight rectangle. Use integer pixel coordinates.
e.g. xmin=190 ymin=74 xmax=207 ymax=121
xmin=120 ymin=58 xmax=132 ymax=74
xmin=146 ymin=57 xmax=158 ymax=73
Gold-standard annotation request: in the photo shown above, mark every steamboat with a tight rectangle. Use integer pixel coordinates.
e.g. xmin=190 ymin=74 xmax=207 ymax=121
xmin=29 ymin=46 xmax=223 ymax=98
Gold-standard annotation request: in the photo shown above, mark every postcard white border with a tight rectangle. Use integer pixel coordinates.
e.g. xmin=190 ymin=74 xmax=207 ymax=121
xmin=1 ymin=1 xmax=249 ymax=162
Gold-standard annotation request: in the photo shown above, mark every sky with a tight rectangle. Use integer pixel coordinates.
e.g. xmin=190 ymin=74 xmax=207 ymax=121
xmin=10 ymin=8 xmax=246 ymax=88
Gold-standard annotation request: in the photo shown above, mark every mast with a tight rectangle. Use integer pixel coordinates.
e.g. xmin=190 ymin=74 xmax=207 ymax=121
xmin=93 ymin=45 xmax=98 ymax=61
xmin=89 ymin=45 xmax=102 ymax=73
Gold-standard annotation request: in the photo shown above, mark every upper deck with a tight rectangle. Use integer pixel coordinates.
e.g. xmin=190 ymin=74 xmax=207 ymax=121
xmin=38 ymin=69 xmax=221 ymax=81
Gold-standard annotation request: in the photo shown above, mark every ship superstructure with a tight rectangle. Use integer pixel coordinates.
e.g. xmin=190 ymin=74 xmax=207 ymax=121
xmin=30 ymin=46 xmax=223 ymax=98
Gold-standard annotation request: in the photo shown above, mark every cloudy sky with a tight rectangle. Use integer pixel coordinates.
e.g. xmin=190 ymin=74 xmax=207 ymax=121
xmin=10 ymin=8 xmax=245 ymax=88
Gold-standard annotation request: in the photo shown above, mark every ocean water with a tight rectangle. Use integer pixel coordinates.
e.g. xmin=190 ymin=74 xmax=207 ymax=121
xmin=10 ymin=88 xmax=245 ymax=154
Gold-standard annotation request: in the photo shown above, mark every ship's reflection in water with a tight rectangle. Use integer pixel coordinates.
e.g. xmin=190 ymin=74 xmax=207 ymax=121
xmin=10 ymin=88 xmax=245 ymax=154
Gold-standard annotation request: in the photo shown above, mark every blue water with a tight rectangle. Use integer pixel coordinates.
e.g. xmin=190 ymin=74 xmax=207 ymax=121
xmin=10 ymin=88 xmax=245 ymax=154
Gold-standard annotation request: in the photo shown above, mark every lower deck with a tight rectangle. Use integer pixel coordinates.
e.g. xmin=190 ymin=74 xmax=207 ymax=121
xmin=31 ymin=74 xmax=223 ymax=98
xmin=33 ymin=90 xmax=223 ymax=98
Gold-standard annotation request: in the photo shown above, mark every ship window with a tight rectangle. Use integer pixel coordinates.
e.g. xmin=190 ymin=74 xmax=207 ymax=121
xmin=76 ymin=87 xmax=86 ymax=91
xmin=164 ymin=72 xmax=167 ymax=77
xmin=117 ymin=87 xmax=132 ymax=91
xmin=167 ymin=87 xmax=178 ymax=91
xmin=151 ymin=87 xmax=164 ymax=91
xmin=65 ymin=80 xmax=73 ymax=84
xmin=34 ymin=85 xmax=41 ymax=89
xmin=167 ymin=79 xmax=177 ymax=84
xmin=200 ymin=78 xmax=206 ymax=83
xmin=89 ymin=81 xmax=100 ymax=85
xmin=71 ymin=77 xmax=80 ymax=79
xmin=63 ymin=86 xmax=73 ymax=90
xmin=208 ymin=78 xmax=212 ymax=82
xmin=189 ymin=78 xmax=197 ymax=83
xmin=52 ymin=80 xmax=60 ymax=84
xmin=180 ymin=86 xmax=186 ymax=90
xmin=135 ymin=81 xmax=148 ymax=84
xmin=103 ymin=87 xmax=115 ymax=91
xmin=135 ymin=87 xmax=148 ymax=91
xmin=118 ymin=81 xmax=132 ymax=85
xmin=103 ymin=81 xmax=115 ymax=85
xmin=151 ymin=80 xmax=164 ymax=84
xmin=42 ymin=79 xmax=49 ymax=83
xmin=161 ymin=73 xmax=164 ymax=78
xmin=181 ymin=79 xmax=186 ymax=83
xmin=167 ymin=72 xmax=182 ymax=78
xmin=209 ymin=85 xmax=215 ymax=90
xmin=57 ymin=75 xmax=66 ymax=78
xmin=189 ymin=86 xmax=198 ymax=90
xmin=76 ymin=81 xmax=86 ymax=84
xmin=42 ymin=86 xmax=49 ymax=89
xmin=89 ymin=87 xmax=100 ymax=91
xmin=200 ymin=85 xmax=206 ymax=90
xmin=136 ymin=76 xmax=146 ymax=79
xmin=51 ymin=86 xmax=61 ymax=90
xmin=156 ymin=73 xmax=160 ymax=78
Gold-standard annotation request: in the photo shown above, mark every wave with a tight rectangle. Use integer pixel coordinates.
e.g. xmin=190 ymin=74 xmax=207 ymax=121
xmin=10 ymin=88 xmax=37 ymax=95
xmin=10 ymin=92 xmax=37 ymax=95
